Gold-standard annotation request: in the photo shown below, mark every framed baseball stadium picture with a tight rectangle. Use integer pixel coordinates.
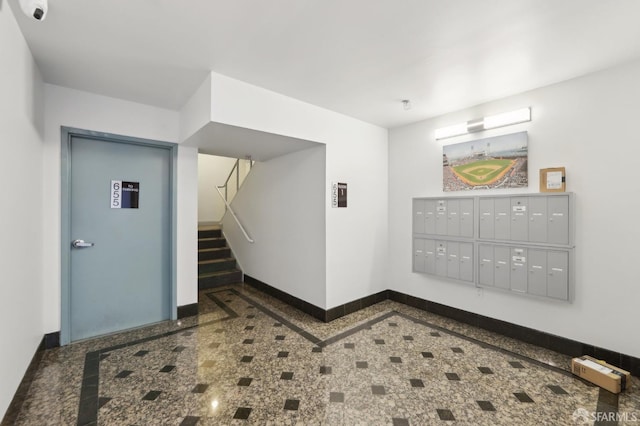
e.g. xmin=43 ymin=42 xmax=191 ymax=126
xmin=442 ymin=132 xmax=528 ymax=192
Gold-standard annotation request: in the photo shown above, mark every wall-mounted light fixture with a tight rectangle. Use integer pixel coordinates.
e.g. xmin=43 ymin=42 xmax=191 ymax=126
xmin=402 ymin=99 xmax=412 ymax=111
xmin=434 ymin=107 xmax=531 ymax=140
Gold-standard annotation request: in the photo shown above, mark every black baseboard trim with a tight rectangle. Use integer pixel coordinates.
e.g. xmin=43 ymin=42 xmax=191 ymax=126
xmin=243 ymin=276 xmax=640 ymax=377
xmin=177 ymin=303 xmax=199 ymax=319
xmin=44 ymin=331 xmax=60 ymax=349
xmin=386 ymin=290 xmax=640 ymax=377
xmin=1 ymin=337 xmax=46 ymax=425
xmin=326 ymin=289 xmax=391 ymax=322
xmin=244 ymin=275 xmax=390 ymax=323
xmin=244 ymin=275 xmax=327 ymax=321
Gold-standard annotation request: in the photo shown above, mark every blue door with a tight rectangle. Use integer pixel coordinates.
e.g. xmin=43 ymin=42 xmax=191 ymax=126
xmin=63 ymin=130 xmax=174 ymax=343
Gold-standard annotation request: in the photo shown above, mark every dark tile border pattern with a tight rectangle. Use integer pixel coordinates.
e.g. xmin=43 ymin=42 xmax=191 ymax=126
xmin=74 ymin=292 xmax=239 ymax=425
xmin=5 ymin=282 xmax=629 ymax=426
xmin=244 ymin=274 xmax=640 ymax=377
xmin=69 ymin=287 xmax=619 ymax=425
xmin=228 ymin=287 xmax=620 ymax=426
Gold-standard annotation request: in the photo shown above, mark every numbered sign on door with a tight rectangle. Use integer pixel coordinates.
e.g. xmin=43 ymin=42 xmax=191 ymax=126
xmin=111 ymin=180 xmax=140 ymax=209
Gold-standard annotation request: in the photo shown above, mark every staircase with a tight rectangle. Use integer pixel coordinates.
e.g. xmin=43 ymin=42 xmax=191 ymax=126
xmin=198 ymin=225 xmax=242 ymax=289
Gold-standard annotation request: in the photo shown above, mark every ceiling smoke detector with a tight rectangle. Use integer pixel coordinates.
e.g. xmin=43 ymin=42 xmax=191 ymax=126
xmin=19 ymin=0 xmax=48 ymax=21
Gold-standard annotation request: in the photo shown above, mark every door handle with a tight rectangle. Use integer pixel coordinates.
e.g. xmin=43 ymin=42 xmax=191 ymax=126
xmin=72 ymin=239 xmax=95 ymax=249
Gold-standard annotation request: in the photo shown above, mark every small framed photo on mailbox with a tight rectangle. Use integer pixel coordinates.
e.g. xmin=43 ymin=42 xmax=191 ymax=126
xmin=540 ymin=167 xmax=566 ymax=192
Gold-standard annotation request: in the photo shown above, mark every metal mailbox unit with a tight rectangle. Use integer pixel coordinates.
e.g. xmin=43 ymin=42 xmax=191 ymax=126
xmin=413 ymin=198 xmax=474 ymax=237
xmin=478 ymin=194 xmax=570 ymax=245
xmin=413 ymin=193 xmax=575 ymax=301
xmin=413 ymin=196 xmax=476 ymax=284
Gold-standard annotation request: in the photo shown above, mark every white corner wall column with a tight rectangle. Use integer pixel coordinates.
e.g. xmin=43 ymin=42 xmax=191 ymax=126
xmin=0 ymin=2 xmax=46 ymax=419
xmin=185 ymin=72 xmax=389 ymax=310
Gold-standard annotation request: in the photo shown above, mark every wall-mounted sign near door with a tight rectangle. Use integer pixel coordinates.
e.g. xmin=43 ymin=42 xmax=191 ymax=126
xmin=331 ymin=182 xmax=347 ymax=208
xmin=111 ymin=180 xmax=140 ymax=209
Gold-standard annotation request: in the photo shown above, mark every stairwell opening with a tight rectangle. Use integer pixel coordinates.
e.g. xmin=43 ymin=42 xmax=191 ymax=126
xmin=197 ymin=154 xmax=252 ymax=291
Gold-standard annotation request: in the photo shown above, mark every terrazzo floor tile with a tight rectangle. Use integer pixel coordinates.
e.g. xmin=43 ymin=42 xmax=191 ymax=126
xmin=9 ymin=283 xmax=639 ymax=425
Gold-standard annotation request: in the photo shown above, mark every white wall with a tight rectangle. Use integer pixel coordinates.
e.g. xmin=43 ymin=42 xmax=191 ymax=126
xmin=324 ymin=122 xmax=389 ymax=308
xmin=180 ymin=74 xmax=211 ymax=142
xmin=42 ymin=84 xmax=198 ymax=332
xmin=224 ymin=146 xmax=327 ymax=307
xmin=0 ymin=1 xmax=45 ymax=418
xmin=389 ymin=58 xmax=640 ymax=358
xmin=176 ymin=145 xmax=199 ymax=307
xmin=207 ymin=72 xmax=389 ymax=309
xmin=197 ymin=154 xmax=237 ymax=223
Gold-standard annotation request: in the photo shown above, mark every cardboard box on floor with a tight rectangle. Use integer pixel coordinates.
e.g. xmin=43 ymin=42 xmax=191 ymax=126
xmin=571 ymin=355 xmax=631 ymax=394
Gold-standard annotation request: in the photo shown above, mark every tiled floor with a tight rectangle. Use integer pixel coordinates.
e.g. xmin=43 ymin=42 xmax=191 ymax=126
xmin=9 ymin=283 xmax=640 ymax=425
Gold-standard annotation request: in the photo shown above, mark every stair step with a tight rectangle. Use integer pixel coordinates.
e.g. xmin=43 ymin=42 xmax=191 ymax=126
xmin=198 ymin=269 xmax=243 ymax=290
xmin=198 ymin=258 xmax=237 ymax=274
xmin=198 ymin=228 xmax=221 ymax=239
xmin=198 ymin=238 xmax=226 ymax=249
xmin=198 ymin=247 xmax=231 ymax=261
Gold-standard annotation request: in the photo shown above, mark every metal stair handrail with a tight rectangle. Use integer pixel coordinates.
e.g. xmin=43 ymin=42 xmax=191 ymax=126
xmin=215 ymin=185 xmax=254 ymax=243
xmin=216 ymin=158 xmax=254 ymax=243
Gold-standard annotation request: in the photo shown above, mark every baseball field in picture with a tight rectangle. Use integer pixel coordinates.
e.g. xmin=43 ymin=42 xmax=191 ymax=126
xmin=443 ymin=132 xmax=528 ymax=192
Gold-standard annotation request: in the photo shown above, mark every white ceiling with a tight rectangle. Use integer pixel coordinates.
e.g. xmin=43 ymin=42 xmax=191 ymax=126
xmin=186 ymin=121 xmax=322 ymax=162
xmin=12 ymin=0 xmax=640 ymax=129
